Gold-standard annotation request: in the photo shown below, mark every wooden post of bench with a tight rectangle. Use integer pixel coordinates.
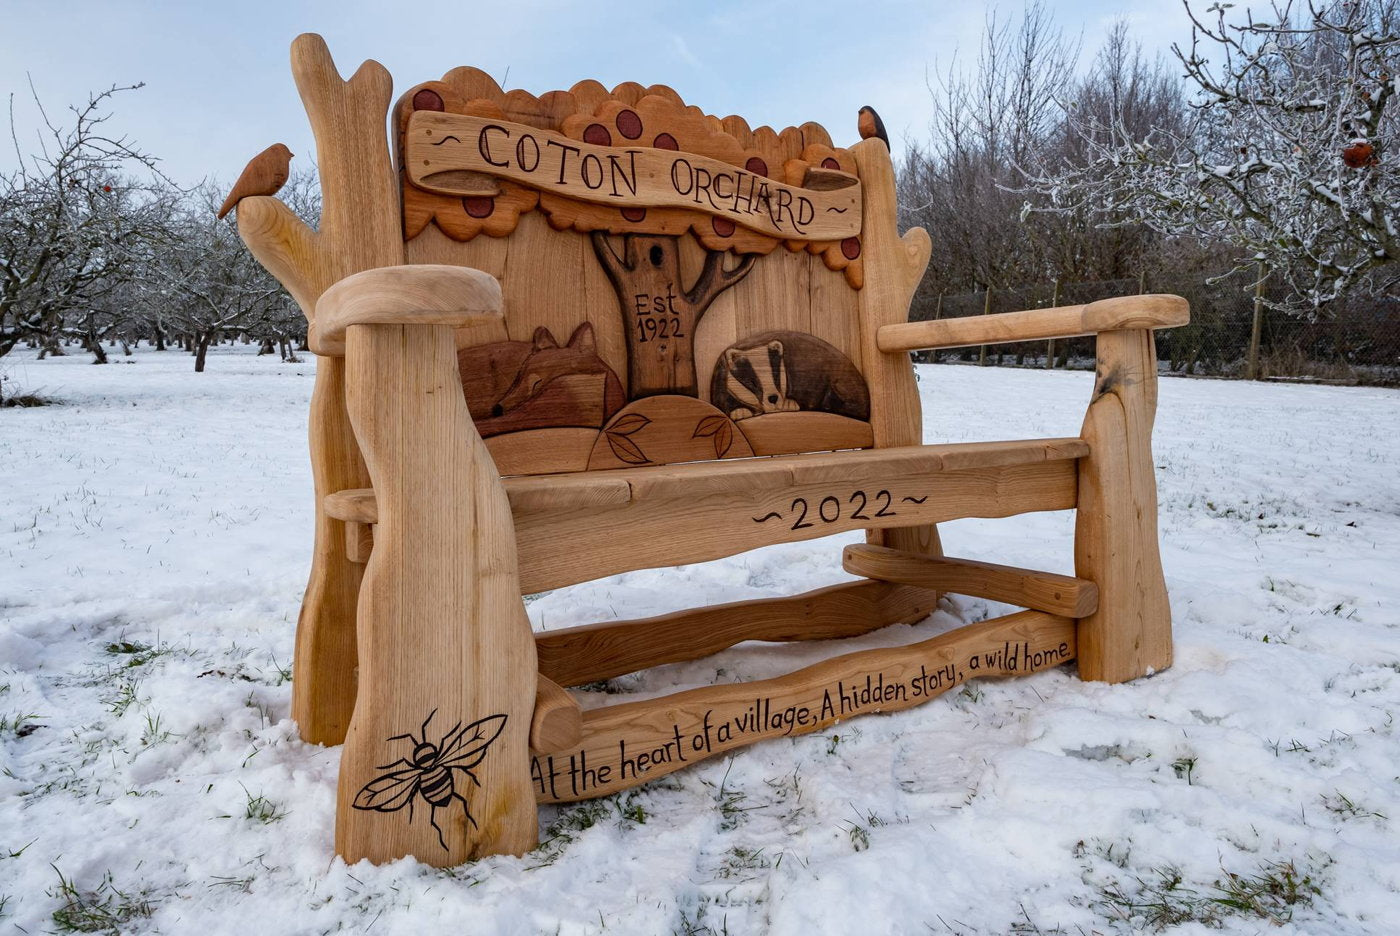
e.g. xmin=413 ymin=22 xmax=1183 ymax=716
xmin=235 ymin=34 xmax=407 ymax=744
xmin=323 ymin=265 xmax=538 ymax=864
xmin=851 ymin=137 xmax=943 ymax=566
xmin=1074 ymin=327 xmax=1171 ymax=682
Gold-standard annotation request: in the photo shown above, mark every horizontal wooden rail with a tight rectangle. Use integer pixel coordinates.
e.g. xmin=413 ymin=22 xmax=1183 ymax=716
xmin=531 ymin=610 xmax=1076 ymax=802
xmin=843 ymin=544 xmax=1098 ymax=618
xmin=312 ymin=264 xmax=504 ymax=355
xmin=877 ymin=294 xmax=1189 ymax=353
xmin=324 ymin=438 xmax=1088 ymax=525
xmin=324 ymin=438 xmax=1087 ymax=593
xmin=537 ymin=579 xmax=939 ymax=688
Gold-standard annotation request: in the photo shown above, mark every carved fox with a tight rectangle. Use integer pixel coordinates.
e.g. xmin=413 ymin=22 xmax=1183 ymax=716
xmin=457 ymin=322 xmax=625 ymax=437
xmin=494 ymin=323 xmax=624 ymax=417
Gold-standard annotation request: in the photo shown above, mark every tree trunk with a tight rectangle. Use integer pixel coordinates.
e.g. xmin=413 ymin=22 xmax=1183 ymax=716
xmin=195 ymin=334 xmax=212 ymax=372
xmin=258 ymin=337 xmax=276 ymax=356
xmin=85 ymin=327 xmax=109 ymax=364
xmin=591 ymin=232 xmax=755 ymax=399
xmin=154 ymin=325 xmax=167 ymax=351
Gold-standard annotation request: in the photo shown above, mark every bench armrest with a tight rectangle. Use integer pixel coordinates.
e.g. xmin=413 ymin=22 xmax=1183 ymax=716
xmin=876 ymin=294 xmax=1189 ymax=353
xmin=311 ymin=264 xmax=504 ymax=355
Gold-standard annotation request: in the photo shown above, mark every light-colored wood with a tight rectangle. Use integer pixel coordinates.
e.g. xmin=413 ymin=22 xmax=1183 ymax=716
xmin=325 ymin=488 xmax=379 ymax=524
xmin=537 ymin=579 xmax=939 ymax=688
xmin=878 ymin=295 xmax=1191 ymax=353
xmin=315 ymin=265 xmax=504 ymax=355
xmin=219 ymin=143 xmax=293 ymax=219
xmin=247 ymin=35 xmax=409 ymax=750
xmin=515 ymin=448 xmax=1082 ymax=593
xmin=338 ymin=321 xmax=538 ymax=865
xmin=735 ymin=412 xmax=872 ymax=456
xmin=344 ymin=520 xmax=373 ymax=563
xmin=322 ymin=438 xmax=1086 ymax=595
xmin=585 ymin=396 xmax=754 ymax=469
xmin=405 ymin=112 xmax=862 ymax=242
xmin=842 ymin=545 xmax=1099 ymax=618
xmin=238 ymin=36 xmax=1187 ymax=866
xmin=531 ymin=675 xmax=583 ymax=753
xmin=1075 ymin=329 xmax=1173 ymax=682
xmin=848 ymin=136 xmax=942 ymax=564
xmin=235 ymin=196 xmax=330 ymax=321
xmin=486 ymin=428 xmax=600 ymax=476
xmin=532 ymin=610 xmax=1075 ymax=802
xmin=295 ymin=356 xmax=371 ymax=745
xmin=326 ymin=438 xmax=1087 ymax=526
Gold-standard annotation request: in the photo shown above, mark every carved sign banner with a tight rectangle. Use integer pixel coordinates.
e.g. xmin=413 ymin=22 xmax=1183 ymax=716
xmin=404 ymin=112 xmax=862 ymax=241
xmin=531 ymin=612 xmax=1076 ymax=803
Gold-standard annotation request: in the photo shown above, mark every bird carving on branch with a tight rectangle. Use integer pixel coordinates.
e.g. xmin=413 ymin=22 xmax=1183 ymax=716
xmin=217 ymin=143 xmax=294 ymax=219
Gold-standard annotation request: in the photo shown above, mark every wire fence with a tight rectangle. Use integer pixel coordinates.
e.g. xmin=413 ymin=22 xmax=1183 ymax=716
xmin=909 ymin=272 xmax=1400 ymax=386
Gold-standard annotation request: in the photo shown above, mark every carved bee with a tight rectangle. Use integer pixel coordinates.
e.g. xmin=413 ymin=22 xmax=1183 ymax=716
xmin=352 ymin=709 xmax=507 ymax=851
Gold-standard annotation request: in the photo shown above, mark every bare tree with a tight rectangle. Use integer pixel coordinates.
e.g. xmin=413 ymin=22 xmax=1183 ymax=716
xmin=1033 ymin=0 xmax=1400 ymax=310
xmin=0 ymin=83 xmax=169 ymax=360
xmin=138 ymin=183 xmax=286 ymax=371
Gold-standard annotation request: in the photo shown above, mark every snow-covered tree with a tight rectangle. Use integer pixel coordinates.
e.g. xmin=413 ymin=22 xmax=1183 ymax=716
xmin=0 ymin=84 xmax=169 ymax=359
xmin=1035 ymin=0 xmax=1399 ymax=310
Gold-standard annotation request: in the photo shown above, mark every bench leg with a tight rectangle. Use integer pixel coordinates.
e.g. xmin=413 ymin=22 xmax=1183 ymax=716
xmin=1075 ymin=328 xmax=1172 ymax=682
xmin=293 ymin=357 xmax=368 ymax=745
xmin=336 ymin=323 xmax=537 ymax=865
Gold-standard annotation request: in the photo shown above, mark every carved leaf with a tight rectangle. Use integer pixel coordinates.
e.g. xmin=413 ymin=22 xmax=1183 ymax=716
xmin=691 ymin=415 xmax=725 ymax=437
xmin=608 ymin=413 xmax=652 ymax=436
xmin=692 ymin=414 xmax=735 ymax=458
xmin=605 ymin=431 xmax=649 ymax=465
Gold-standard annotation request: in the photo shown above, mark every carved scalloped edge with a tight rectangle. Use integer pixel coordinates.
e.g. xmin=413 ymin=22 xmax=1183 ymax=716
xmin=393 ymin=70 xmax=863 ymax=288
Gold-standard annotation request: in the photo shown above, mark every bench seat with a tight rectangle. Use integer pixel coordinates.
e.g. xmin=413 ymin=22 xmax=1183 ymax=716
xmin=325 ymin=437 xmax=1088 ymax=591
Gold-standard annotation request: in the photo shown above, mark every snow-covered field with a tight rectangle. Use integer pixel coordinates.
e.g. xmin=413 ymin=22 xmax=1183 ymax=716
xmin=2 ymin=345 xmax=1398 ymax=935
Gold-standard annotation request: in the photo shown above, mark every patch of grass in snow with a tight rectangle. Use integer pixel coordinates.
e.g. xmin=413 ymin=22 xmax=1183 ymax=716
xmin=140 ymin=711 xmax=173 ymax=746
xmin=1170 ymin=755 xmax=1198 ymax=785
xmin=102 ymin=638 xmax=186 ymax=671
xmin=242 ymin=786 xmax=287 ymax=824
xmin=1095 ymin=858 xmax=1321 ymax=930
xmin=48 ymin=867 xmax=156 ymax=934
xmin=1 ymin=391 xmax=56 ymax=407
xmin=674 ymin=898 xmax=730 ymax=936
xmin=0 ymin=711 xmax=44 ymax=738
xmin=843 ymin=820 xmax=871 ymax=852
xmin=96 ymin=671 xmax=141 ymax=716
xmin=1321 ymin=790 xmax=1387 ymax=821
xmin=529 ymin=791 xmax=648 ymax=868
xmin=716 ymin=845 xmax=772 ymax=880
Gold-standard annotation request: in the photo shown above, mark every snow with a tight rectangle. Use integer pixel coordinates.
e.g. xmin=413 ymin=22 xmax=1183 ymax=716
xmin=3 ymin=345 xmax=1399 ymax=935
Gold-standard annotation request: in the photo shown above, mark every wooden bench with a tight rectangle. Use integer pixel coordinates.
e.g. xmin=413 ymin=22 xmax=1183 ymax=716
xmin=232 ymin=34 xmax=1189 ymax=866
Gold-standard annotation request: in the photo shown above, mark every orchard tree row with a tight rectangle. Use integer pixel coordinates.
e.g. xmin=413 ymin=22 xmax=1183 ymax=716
xmin=899 ymin=0 xmax=1398 ymax=316
xmin=0 ymin=85 xmax=317 ymax=374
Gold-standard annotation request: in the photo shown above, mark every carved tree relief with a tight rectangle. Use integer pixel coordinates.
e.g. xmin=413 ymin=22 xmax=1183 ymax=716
xmin=590 ymin=232 xmax=755 ymax=398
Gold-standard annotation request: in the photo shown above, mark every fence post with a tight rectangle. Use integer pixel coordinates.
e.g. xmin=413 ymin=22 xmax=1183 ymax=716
xmin=1247 ymin=263 xmax=1265 ymax=380
xmin=931 ymin=291 xmax=943 ymax=363
xmin=978 ymin=285 xmax=991 ymax=366
xmin=1045 ymin=277 xmax=1061 ymax=368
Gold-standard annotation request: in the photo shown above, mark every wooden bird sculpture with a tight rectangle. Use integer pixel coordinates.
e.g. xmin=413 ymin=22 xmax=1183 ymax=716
xmin=857 ymin=106 xmax=889 ymax=150
xmin=217 ymin=143 xmax=293 ymax=219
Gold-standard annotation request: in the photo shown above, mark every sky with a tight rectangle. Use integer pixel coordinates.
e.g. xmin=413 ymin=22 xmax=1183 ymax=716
xmin=1 ymin=0 xmax=1195 ymax=186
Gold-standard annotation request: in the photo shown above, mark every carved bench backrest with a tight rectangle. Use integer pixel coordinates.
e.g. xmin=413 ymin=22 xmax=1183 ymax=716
xmin=243 ymin=38 xmax=925 ymax=480
xmin=389 ymin=70 xmax=913 ymax=476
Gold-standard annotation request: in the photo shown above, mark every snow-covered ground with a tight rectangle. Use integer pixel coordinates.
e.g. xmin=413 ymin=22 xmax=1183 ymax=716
xmin=2 ymin=345 xmax=1398 ymax=935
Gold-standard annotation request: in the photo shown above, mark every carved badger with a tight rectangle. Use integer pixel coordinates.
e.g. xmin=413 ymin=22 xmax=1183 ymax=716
xmin=710 ymin=330 xmax=870 ymax=422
